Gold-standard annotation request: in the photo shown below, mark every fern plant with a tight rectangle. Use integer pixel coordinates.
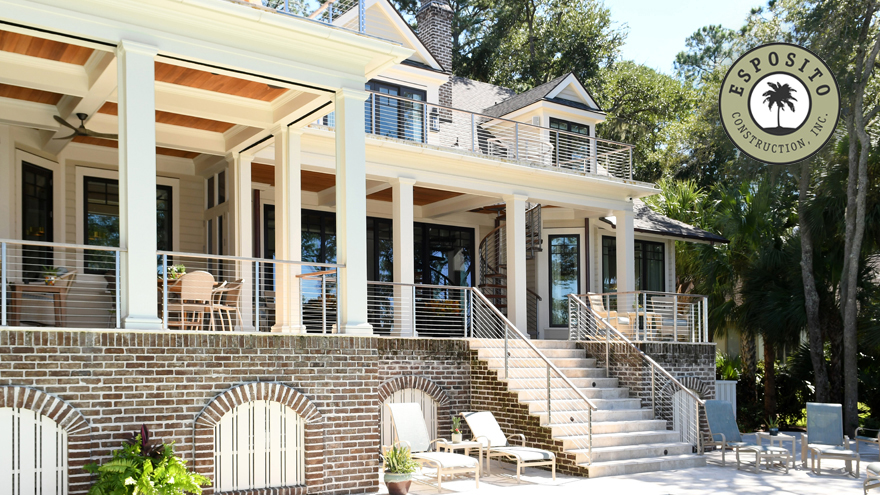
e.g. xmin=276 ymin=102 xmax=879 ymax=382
xmin=85 ymin=426 xmax=210 ymax=495
xmin=384 ymin=445 xmax=419 ymax=474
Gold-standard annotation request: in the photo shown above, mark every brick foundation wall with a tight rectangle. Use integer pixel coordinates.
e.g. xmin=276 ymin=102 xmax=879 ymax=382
xmin=0 ymin=329 xmax=475 ymax=495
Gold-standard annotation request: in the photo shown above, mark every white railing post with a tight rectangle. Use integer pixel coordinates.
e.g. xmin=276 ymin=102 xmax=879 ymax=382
xmin=547 ymin=362 xmax=552 ymax=426
xmin=411 ymin=285 xmax=417 ymax=337
xmin=321 ymin=273 xmax=327 ymax=334
xmin=162 ymin=253 xmax=168 ymax=329
xmin=514 ymin=122 xmax=520 ymax=160
xmin=471 ymin=113 xmax=476 ymax=151
xmin=254 ymin=261 xmax=260 ymax=332
xmin=504 ymin=324 xmax=509 ymax=379
xmin=702 ymin=296 xmax=709 ymax=343
xmin=358 ymin=0 xmax=365 ymax=33
xmin=1 ymin=241 xmax=6 ymax=326
xmin=468 ymin=289 xmax=474 ymax=337
xmin=673 ymin=293 xmax=678 ymax=342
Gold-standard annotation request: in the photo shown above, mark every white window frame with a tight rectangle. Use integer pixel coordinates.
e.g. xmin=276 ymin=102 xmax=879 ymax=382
xmin=0 ymin=407 xmax=69 ymax=495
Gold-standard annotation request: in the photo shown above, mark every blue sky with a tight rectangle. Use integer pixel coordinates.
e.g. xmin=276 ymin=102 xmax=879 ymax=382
xmin=605 ymin=0 xmax=764 ymax=74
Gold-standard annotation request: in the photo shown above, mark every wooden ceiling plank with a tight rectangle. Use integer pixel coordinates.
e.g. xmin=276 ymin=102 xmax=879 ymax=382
xmin=0 ymin=30 xmax=94 ymax=65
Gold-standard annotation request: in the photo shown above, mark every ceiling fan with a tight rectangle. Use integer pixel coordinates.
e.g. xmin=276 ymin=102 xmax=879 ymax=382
xmin=54 ymin=113 xmax=118 ymax=140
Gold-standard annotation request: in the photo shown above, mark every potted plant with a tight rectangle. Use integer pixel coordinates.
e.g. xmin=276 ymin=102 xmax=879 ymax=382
xmin=766 ymin=415 xmax=779 ymax=436
xmin=85 ymin=425 xmax=210 ymax=495
xmin=42 ymin=266 xmax=60 ymax=286
xmin=383 ymin=444 xmax=419 ymax=495
xmin=158 ymin=264 xmax=186 ymax=281
xmin=451 ymin=416 xmax=463 ymax=443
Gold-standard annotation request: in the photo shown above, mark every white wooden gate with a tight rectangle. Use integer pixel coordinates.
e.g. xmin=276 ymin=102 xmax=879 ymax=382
xmin=715 ymin=380 xmax=737 ymax=419
xmin=381 ymin=388 xmax=438 ymax=448
xmin=0 ymin=407 xmax=68 ymax=495
xmin=214 ymin=400 xmax=305 ymax=492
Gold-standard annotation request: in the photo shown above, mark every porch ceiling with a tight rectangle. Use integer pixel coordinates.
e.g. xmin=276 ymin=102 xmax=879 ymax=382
xmin=0 ymin=28 xmax=333 ymax=160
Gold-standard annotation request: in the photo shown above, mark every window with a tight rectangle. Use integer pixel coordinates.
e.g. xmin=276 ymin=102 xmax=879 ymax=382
xmin=207 ymin=176 xmax=215 ymax=209
xmin=550 ymin=118 xmax=591 ymax=170
xmin=21 ymin=163 xmax=54 ymax=281
xmin=601 ymin=236 xmax=665 ymax=292
xmin=367 ymin=217 xmax=393 ymax=282
xmin=365 ymin=80 xmax=427 ymax=143
xmin=414 ymin=223 xmax=474 ymax=287
xmin=549 ymin=235 xmax=580 ymax=326
xmin=217 ymin=170 xmax=226 ymax=205
xmin=0 ymin=407 xmax=68 ymax=495
xmin=214 ymin=401 xmax=305 ymax=492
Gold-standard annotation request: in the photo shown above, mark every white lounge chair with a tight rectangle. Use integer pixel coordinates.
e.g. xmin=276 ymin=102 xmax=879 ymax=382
xmin=866 ymin=462 xmax=880 ymax=494
xmin=460 ymin=411 xmax=555 ymax=481
xmin=385 ymin=403 xmax=479 ymax=491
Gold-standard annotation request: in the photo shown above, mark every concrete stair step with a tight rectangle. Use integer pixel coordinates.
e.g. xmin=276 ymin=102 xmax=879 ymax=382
xmin=505 ymin=376 xmax=619 ymax=389
xmin=495 ymin=366 xmax=607 ymax=379
xmin=523 ymin=398 xmax=642 ymax=413
xmin=535 ymin=408 xmax=653 ymax=425
xmin=552 ymin=419 xmax=668 ymax=436
xmin=469 ymin=339 xmax=579 ymax=350
xmin=583 ymin=454 xmax=707 ymax=478
xmin=477 ymin=347 xmax=586 ymax=359
xmin=573 ymin=442 xmax=694 ymax=463
xmin=556 ymin=430 xmax=680 ymax=449
xmin=513 ymin=387 xmax=629 ymax=401
xmin=483 ymin=357 xmax=597 ymax=369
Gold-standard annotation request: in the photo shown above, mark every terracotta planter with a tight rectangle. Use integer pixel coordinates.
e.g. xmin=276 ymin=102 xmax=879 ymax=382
xmin=384 ymin=473 xmax=412 ymax=495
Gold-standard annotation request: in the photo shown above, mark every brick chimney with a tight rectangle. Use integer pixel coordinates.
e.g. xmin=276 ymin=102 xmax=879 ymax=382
xmin=417 ymin=0 xmax=453 ymax=108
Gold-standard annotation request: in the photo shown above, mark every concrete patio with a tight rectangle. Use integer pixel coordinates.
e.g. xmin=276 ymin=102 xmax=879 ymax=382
xmin=377 ymin=433 xmax=875 ymax=494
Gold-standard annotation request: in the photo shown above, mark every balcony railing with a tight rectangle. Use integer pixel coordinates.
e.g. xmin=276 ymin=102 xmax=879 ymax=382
xmin=250 ymin=0 xmax=366 ymax=33
xmin=570 ymin=291 xmax=709 ymax=343
xmin=314 ymin=92 xmax=635 ymax=180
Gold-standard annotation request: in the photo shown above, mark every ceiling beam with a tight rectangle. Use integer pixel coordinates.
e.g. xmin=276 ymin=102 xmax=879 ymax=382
xmin=317 ymin=186 xmax=336 ymax=206
xmin=0 ymin=96 xmax=57 ymax=130
xmin=365 ymin=181 xmax=390 ymax=196
xmin=0 ymin=50 xmax=89 ymax=96
xmin=420 ymin=194 xmax=501 ymax=218
xmin=88 ymin=113 xmax=226 ymax=155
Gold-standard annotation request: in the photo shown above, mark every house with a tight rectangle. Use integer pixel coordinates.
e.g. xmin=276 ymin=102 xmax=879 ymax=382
xmin=0 ymin=0 xmax=723 ymax=493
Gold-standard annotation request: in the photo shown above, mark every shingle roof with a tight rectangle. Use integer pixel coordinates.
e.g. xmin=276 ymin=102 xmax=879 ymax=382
xmin=449 ymin=76 xmax=517 ymax=113
xmin=601 ymin=199 xmax=730 ymax=244
xmin=479 ymin=74 xmax=569 ymax=117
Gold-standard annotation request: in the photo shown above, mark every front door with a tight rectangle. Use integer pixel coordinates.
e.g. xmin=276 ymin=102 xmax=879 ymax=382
xmin=21 ymin=162 xmax=53 ymax=281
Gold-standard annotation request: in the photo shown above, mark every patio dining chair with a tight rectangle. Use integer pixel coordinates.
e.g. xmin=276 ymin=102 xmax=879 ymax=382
xmin=460 ymin=411 xmax=555 ymax=481
xmin=212 ymin=280 xmax=243 ymax=331
xmin=801 ymin=402 xmax=860 ymax=476
xmin=166 ymin=270 xmax=215 ymax=331
xmin=586 ymin=292 xmax=632 ymax=336
xmin=385 ymin=402 xmax=479 ymax=491
xmin=703 ymin=399 xmax=751 ymax=467
xmin=648 ymin=296 xmax=690 ymax=341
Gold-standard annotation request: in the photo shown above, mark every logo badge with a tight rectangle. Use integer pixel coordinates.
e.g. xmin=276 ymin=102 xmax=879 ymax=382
xmin=719 ymin=43 xmax=840 ymax=165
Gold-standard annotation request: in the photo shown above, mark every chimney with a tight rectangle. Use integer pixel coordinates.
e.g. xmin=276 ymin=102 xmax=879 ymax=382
xmin=416 ymin=0 xmax=454 ymax=108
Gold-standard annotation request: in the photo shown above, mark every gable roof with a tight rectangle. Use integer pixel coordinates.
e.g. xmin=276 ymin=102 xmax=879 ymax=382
xmin=601 ymin=199 xmax=729 ymax=244
xmin=481 ymin=73 xmax=603 ymax=118
xmin=449 ymin=76 xmax=517 ymax=114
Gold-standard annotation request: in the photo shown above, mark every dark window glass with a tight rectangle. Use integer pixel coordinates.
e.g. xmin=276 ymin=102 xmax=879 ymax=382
xmin=602 ymin=236 xmax=665 ymax=293
xmin=549 ymin=235 xmax=580 ymax=326
xmin=365 ymin=81 xmax=426 ymax=143
xmin=217 ymin=171 xmax=226 ymax=205
xmin=84 ymin=177 xmax=120 ymax=274
xmin=156 ymin=186 xmax=172 ymax=253
xmin=415 ymin=224 xmax=474 ymax=287
xmin=366 ymin=217 xmax=393 ymax=282
xmin=550 ymin=118 xmax=592 ymax=169
xmin=21 ymin=163 xmax=53 ymax=281
xmin=207 ymin=176 xmax=214 ymax=209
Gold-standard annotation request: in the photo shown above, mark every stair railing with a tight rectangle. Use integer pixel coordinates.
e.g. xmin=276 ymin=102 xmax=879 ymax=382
xmin=568 ymin=294 xmax=705 ymax=455
xmin=470 ymin=289 xmax=598 ymax=464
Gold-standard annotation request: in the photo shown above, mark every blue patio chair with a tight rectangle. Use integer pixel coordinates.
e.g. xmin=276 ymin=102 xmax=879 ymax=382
xmin=703 ymin=399 xmax=750 ymax=466
xmin=801 ymin=402 xmax=860 ymax=476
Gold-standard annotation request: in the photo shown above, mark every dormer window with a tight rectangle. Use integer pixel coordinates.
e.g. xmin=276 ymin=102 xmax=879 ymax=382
xmin=550 ymin=118 xmax=592 ymax=171
xmin=365 ymin=80 xmax=427 ymax=143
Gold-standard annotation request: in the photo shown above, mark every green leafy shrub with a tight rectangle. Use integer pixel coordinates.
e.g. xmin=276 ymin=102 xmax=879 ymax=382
xmin=384 ymin=445 xmax=419 ymax=474
xmin=85 ymin=425 xmax=210 ymax=495
xmin=716 ymin=352 xmax=742 ymax=380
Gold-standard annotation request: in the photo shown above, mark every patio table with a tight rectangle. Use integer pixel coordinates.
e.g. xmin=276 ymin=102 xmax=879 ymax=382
xmin=757 ymin=432 xmax=797 ymax=468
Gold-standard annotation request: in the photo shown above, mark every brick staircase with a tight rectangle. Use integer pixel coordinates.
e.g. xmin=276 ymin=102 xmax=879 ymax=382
xmin=470 ymin=338 xmax=706 ymax=477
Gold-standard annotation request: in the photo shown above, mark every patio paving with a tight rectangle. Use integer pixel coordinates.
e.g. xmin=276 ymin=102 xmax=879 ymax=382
xmin=376 ymin=433 xmax=875 ymax=494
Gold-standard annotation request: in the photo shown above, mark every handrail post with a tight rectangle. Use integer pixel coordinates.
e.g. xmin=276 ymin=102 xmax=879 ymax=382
xmin=461 ymin=289 xmax=467 ymax=338
xmin=642 ymin=292 xmax=647 ymax=340
xmin=673 ymin=293 xmax=678 ymax=341
xmin=547 ymin=362 xmax=551 ymax=426
xmin=358 ymin=0 xmax=366 ymax=33
xmin=702 ymin=296 xmax=709 ymax=343
xmin=162 ymin=253 xmax=168 ymax=329
xmin=605 ymin=321 xmax=610 ymax=372
xmin=651 ymin=365 xmax=656 ymax=418
xmin=254 ymin=261 xmax=260 ymax=332
xmin=514 ymin=122 xmax=520 ymax=160
xmin=1 ymin=241 xmax=6 ymax=326
xmin=588 ymin=407 xmax=592 ymax=465
xmin=321 ymin=273 xmax=327 ymax=334
xmin=468 ymin=289 xmax=474 ymax=338
xmin=411 ymin=285 xmax=417 ymax=337
xmin=504 ymin=324 xmax=509 ymax=379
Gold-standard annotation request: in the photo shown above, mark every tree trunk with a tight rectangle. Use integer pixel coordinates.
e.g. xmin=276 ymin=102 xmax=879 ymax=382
xmin=741 ymin=333 xmax=758 ymax=403
xmin=763 ymin=338 xmax=777 ymax=420
xmin=798 ymin=162 xmax=830 ymax=402
xmin=824 ymin=306 xmax=845 ymax=406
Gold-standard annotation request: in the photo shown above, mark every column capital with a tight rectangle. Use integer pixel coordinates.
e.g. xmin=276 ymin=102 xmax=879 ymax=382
xmin=225 ymin=152 xmax=256 ymax=166
xmin=503 ymin=193 xmax=529 ymax=204
xmin=390 ymin=177 xmax=417 ymax=187
xmin=336 ymin=87 xmax=371 ymax=102
xmin=117 ymin=40 xmax=158 ymax=58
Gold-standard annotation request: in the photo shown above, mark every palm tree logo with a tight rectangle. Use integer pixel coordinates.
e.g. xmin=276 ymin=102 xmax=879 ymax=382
xmin=761 ymin=81 xmax=798 ymax=135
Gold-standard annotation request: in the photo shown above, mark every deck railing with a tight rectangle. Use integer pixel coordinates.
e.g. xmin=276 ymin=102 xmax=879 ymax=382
xmin=573 ymin=291 xmax=709 ymax=343
xmin=241 ymin=0 xmax=366 ymax=33
xmin=314 ymin=91 xmax=635 ymax=180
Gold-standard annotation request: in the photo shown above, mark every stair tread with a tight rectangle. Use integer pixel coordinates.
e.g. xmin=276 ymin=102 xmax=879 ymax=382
xmin=575 ymin=441 xmax=693 ymax=454
xmin=583 ymin=453 xmax=704 ymax=468
xmin=557 ymin=430 xmax=679 ymax=440
xmin=545 ymin=419 xmax=662 ymax=428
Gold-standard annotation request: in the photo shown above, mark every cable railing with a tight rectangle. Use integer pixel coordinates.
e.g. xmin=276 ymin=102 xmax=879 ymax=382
xmin=313 ymin=92 xmax=635 ymax=180
xmin=157 ymin=251 xmax=341 ymax=333
xmin=568 ymin=294 xmax=704 ymax=453
xmin=366 ymin=281 xmax=471 ymax=338
xmin=1 ymin=239 xmax=123 ymax=329
xmin=579 ymin=291 xmax=709 ymax=343
xmin=241 ymin=0 xmax=366 ymax=33
xmin=469 ymin=289 xmax=599 ymax=465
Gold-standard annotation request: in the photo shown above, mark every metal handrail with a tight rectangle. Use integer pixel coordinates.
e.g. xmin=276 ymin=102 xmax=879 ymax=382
xmin=0 ymin=238 xmax=125 ymax=252
xmin=156 ymin=250 xmax=343 ymax=268
xmin=471 ymin=289 xmax=598 ymax=412
xmin=569 ymin=294 xmax=704 ymax=406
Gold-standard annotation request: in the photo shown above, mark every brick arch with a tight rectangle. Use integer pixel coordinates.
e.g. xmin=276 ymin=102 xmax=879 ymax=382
xmin=656 ymin=376 xmax=713 ymax=441
xmin=192 ymin=382 xmax=323 ymax=495
xmin=0 ymin=385 xmax=92 ymax=494
xmin=378 ymin=376 xmax=453 ymax=440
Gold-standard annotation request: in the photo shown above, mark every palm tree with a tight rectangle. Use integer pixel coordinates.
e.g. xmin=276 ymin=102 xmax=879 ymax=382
xmin=762 ymin=82 xmax=798 ymax=129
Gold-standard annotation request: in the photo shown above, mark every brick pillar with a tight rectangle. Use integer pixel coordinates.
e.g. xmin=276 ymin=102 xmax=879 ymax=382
xmin=416 ymin=0 xmax=454 ymax=108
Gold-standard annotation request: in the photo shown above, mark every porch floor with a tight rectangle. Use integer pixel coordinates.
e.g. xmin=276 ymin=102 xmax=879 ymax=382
xmin=376 ymin=433 xmax=874 ymax=495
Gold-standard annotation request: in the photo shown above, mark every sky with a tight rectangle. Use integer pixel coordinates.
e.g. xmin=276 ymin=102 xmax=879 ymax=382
xmin=605 ymin=0 xmax=764 ymax=75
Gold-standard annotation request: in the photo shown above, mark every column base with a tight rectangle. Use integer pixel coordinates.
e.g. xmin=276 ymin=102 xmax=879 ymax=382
xmin=339 ymin=323 xmax=374 ymax=336
xmin=271 ymin=324 xmax=306 ymax=334
xmin=123 ymin=316 xmax=163 ymax=330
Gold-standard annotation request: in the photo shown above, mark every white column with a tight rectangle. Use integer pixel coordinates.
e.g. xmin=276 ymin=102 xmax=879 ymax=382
xmin=504 ymin=194 xmax=528 ymax=332
xmin=117 ymin=40 xmax=161 ymax=330
xmin=229 ymin=152 xmax=254 ymax=330
xmin=0 ymin=125 xmax=12 ymax=239
xmin=614 ymin=208 xmax=635 ymax=295
xmin=335 ymin=87 xmax=372 ymax=335
xmin=391 ymin=177 xmax=415 ymax=336
xmin=272 ymin=127 xmax=304 ymax=334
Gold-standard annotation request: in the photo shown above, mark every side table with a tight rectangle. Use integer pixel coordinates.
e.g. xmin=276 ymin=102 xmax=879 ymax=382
xmin=756 ymin=431 xmax=796 ymax=468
